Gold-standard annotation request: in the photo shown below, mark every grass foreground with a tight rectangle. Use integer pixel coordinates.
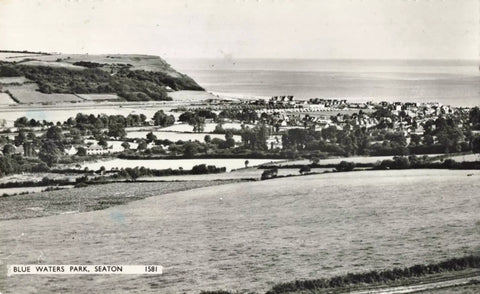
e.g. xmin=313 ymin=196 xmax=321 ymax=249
xmin=0 ymin=180 xmax=239 ymax=220
xmin=201 ymin=255 xmax=480 ymax=294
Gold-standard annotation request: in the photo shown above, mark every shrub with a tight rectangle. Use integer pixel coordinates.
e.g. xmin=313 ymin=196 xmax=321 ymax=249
xmin=299 ymin=165 xmax=311 ymax=174
xmin=261 ymin=168 xmax=278 ymax=180
xmin=266 ymin=255 xmax=480 ymax=294
xmin=74 ymin=182 xmax=88 ymax=188
xmin=335 ymin=161 xmax=356 ymax=172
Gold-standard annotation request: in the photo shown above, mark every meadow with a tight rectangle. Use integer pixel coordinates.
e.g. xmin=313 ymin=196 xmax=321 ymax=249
xmin=1 ymin=169 xmax=478 ymax=293
xmin=125 ymin=131 xmax=242 ymax=143
xmin=7 ymin=88 xmax=83 ymax=104
xmin=160 ymin=122 xmax=252 ymax=133
xmin=0 ymin=93 xmax=16 ymax=105
xmin=80 ymin=158 xmax=281 ymax=171
xmin=75 ymin=94 xmax=120 ymax=101
xmin=0 ymin=181 xmax=231 ymax=220
xmin=0 ymin=76 xmax=31 ymax=84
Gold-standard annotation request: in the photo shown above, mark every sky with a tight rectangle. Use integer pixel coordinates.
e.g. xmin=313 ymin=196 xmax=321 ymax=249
xmin=0 ymin=0 xmax=478 ymax=60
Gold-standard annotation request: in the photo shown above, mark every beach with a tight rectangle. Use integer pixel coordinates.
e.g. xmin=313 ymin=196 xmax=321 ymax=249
xmin=169 ymin=58 xmax=480 ymax=107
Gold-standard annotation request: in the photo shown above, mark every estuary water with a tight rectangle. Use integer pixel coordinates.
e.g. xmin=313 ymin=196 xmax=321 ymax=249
xmin=169 ymin=58 xmax=480 ymax=107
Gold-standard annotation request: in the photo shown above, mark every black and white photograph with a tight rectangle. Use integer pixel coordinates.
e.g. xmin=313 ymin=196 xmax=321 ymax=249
xmin=0 ymin=0 xmax=479 ymax=293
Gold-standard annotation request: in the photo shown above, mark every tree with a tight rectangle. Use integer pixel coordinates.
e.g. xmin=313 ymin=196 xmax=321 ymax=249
xmin=137 ymin=140 xmax=147 ymax=150
xmin=299 ymin=165 xmax=311 ymax=175
xmin=336 ymin=161 xmax=356 ymax=172
xmin=69 ymin=129 xmax=84 ymax=145
xmin=472 ymin=136 xmax=480 ymax=154
xmin=152 ymin=110 xmax=175 ymax=127
xmin=214 ymin=123 xmax=224 ymax=133
xmin=242 ymin=124 xmax=269 ymax=151
xmin=39 ymin=141 xmax=62 ymax=166
xmin=125 ymin=167 xmax=140 ymax=181
xmin=189 ymin=116 xmax=205 ymax=133
xmin=0 ymin=156 xmax=15 ymax=176
xmin=224 ymin=131 xmax=235 ymax=148
xmin=179 ymin=111 xmax=195 ymax=123
xmin=2 ymin=144 xmax=15 ymax=156
xmin=393 ymin=156 xmax=410 ymax=169
xmin=261 ymin=168 xmax=278 ymax=180
xmin=183 ymin=142 xmax=198 ymax=158
xmin=139 ymin=114 xmax=147 ymax=124
xmin=146 ymin=132 xmax=157 ymax=142
xmin=43 ymin=126 xmax=65 ymax=154
xmin=14 ymin=117 xmax=29 ymax=128
xmin=191 ymin=164 xmax=208 ymax=174
xmin=244 ymin=160 xmax=249 ymax=168
xmin=310 ymin=157 xmax=320 ymax=165
xmin=410 ymin=134 xmax=421 ymax=146
xmin=204 ymin=135 xmax=212 ymax=144
xmin=423 ymin=134 xmax=434 ymax=146
xmin=469 ymin=107 xmax=480 ymax=129
xmin=121 ymin=141 xmax=130 ymax=150
xmin=107 ymin=123 xmax=126 ymax=139
xmin=98 ymin=138 xmax=108 ymax=148
xmin=14 ymin=130 xmax=27 ymax=147
xmin=76 ymin=146 xmax=86 ymax=156
xmin=45 ymin=126 xmax=63 ymax=142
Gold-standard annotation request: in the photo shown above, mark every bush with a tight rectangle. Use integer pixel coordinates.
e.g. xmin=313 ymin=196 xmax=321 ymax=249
xmin=299 ymin=165 xmax=311 ymax=174
xmin=74 ymin=182 xmax=88 ymax=188
xmin=266 ymin=255 xmax=480 ymax=294
xmin=335 ymin=161 xmax=356 ymax=172
xmin=261 ymin=168 xmax=278 ymax=180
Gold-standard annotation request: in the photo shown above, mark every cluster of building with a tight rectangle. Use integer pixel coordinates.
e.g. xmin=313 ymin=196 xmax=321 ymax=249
xmin=253 ymin=97 xmax=470 ymax=149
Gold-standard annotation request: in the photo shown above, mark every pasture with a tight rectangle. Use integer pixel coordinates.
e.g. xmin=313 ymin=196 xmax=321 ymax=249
xmin=7 ymin=88 xmax=83 ymax=104
xmin=1 ymin=169 xmax=478 ymax=293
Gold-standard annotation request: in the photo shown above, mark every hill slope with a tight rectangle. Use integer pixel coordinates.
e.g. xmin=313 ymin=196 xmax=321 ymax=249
xmin=0 ymin=51 xmax=203 ymax=103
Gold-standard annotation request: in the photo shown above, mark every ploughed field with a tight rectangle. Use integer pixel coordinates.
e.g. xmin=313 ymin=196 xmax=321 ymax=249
xmin=1 ymin=169 xmax=479 ymax=293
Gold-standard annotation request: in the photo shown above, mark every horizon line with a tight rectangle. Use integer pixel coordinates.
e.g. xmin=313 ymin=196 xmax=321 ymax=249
xmin=0 ymin=49 xmax=478 ymax=62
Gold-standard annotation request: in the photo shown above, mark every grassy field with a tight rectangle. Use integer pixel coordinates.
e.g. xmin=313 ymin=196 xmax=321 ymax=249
xmin=0 ymin=52 xmax=46 ymax=61
xmin=0 ymin=76 xmax=31 ymax=84
xmin=167 ymin=90 xmax=223 ymax=101
xmin=0 ymin=93 xmax=16 ymax=105
xmin=126 ymin=130 xmax=242 ymax=142
xmin=75 ymin=94 xmax=120 ymax=101
xmin=139 ymin=167 xmax=330 ymax=181
xmin=1 ymin=169 xmax=478 ymax=293
xmin=419 ymin=280 xmax=480 ymax=294
xmin=0 ymin=180 xmax=237 ymax=220
xmin=160 ymin=122 xmax=253 ymax=133
xmin=1 ymin=52 xmax=185 ymax=75
xmin=7 ymin=88 xmax=83 ymax=104
xmin=80 ymin=158 xmax=281 ymax=171
xmin=19 ymin=60 xmax=85 ymax=70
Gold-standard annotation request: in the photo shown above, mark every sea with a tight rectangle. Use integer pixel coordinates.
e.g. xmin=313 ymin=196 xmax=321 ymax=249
xmin=169 ymin=58 xmax=480 ymax=107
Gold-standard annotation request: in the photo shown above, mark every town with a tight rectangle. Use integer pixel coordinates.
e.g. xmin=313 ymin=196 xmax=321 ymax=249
xmin=1 ymin=94 xmax=479 ymax=181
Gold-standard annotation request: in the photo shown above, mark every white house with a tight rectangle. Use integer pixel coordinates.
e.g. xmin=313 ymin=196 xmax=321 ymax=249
xmin=86 ymin=144 xmax=110 ymax=155
xmin=64 ymin=145 xmax=78 ymax=156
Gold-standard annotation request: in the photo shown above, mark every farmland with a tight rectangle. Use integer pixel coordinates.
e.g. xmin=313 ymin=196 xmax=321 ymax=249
xmin=125 ymin=130 xmax=242 ymax=142
xmin=75 ymin=94 xmax=120 ymax=101
xmin=0 ymin=76 xmax=31 ymax=84
xmin=0 ymin=169 xmax=479 ymax=293
xmin=7 ymin=88 xmax=83 ymax=104
xmin=0 ymin=180 xmax=236 ymax=220
xmin=80 ymin=158 xmax=281 ymax=171
xmin=0 ymin=53 xmax=204 ymax=103
xmin=0 ymin=93 xmax=16 ymax=105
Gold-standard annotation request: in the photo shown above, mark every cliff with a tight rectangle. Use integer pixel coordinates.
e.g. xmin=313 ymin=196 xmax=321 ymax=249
xmin=0 ymin=51 xmax=203 ymax=102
